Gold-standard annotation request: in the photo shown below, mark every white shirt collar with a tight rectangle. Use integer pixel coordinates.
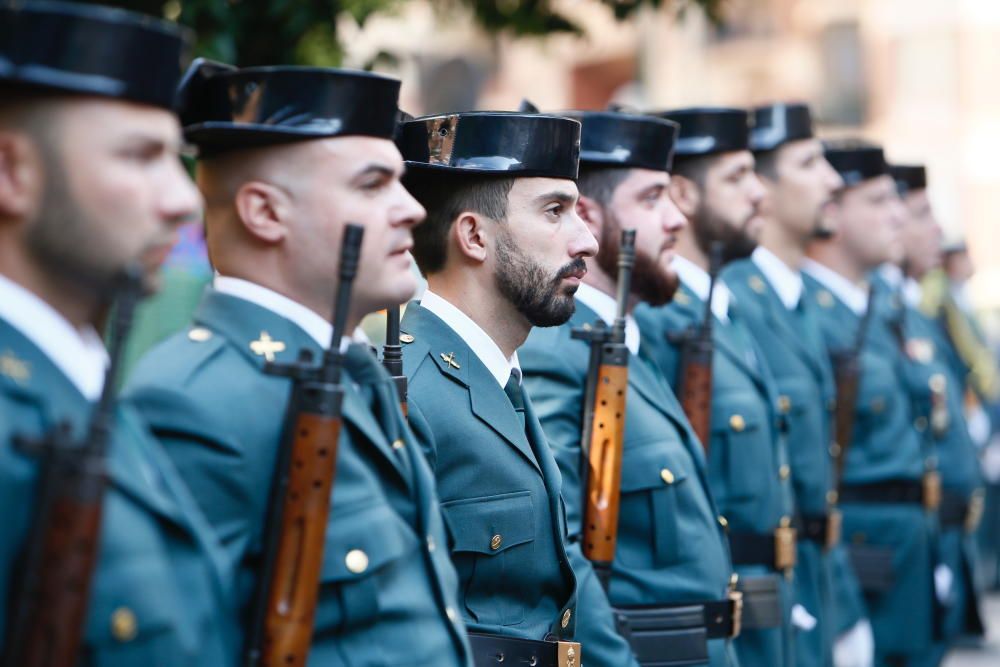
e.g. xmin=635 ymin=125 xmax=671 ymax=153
xmin=574 ymin=283 xmax=640 ymax=356
xmin=0 ymin=273 xmax=108 ymax=400
xmin=420 ymin=290 xmax=520 ymax=388
xmin=672 ymin=254 xmax=731 ymax=322
xmin=878 ymin=263 xmax=904 ymax=289
xmin=801 ymin=258 xmax=868 ymax=316
xmin=752 ymin=247 xmax=803 ymax=310
xmin=902 ymin=278 xmax=923 ymax=309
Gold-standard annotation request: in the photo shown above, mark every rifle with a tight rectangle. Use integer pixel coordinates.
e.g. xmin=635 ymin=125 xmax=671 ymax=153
xmin=570 ymin=229 xmax=635 ymax=589
xmin=381 ymin=305 xmax=407 ymax=414
xmin=673 ymin=242 xmax=723 ymax=451
xmin=3 ymin=266 xmax=145 ymax=667
xmin=829 ymin=283 xmax=876 ymax=492
xmin=244 ymin=224 xmax=364 ymax=667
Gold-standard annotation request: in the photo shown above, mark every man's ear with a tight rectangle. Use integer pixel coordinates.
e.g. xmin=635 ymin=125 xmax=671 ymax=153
xmin=576 ymin=194 xmax=605 ymax=242
xmin=233 ymin=180 xmax=290 ymax=244
xmin=668 ymin=174 xmax=700 ymax=220
xmin=0 ymin=131 xmax=42 ymax=220
xmin=451 ymin=211 xmax=490 ymax=265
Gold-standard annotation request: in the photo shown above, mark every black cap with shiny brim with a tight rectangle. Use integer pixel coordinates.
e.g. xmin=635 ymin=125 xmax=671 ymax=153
xmin=823 ymin=140 xmax=888 ymax=187
xmin=889 ymin=164 xmax=927 ymax=195
xmin=0 ymin=0 xmax=189 ymax=110
xmin=650 ymin=107 xmax=750 ymax=158
xmin=569 ymin=110 xmax=678 ymax=172
xmin=750 ymin=103 xmax=814 ymax=152
xmin=398 ymin=111 xmax=581 ymax=179
xmin=178 ymin=58 xmax=401 ymax=155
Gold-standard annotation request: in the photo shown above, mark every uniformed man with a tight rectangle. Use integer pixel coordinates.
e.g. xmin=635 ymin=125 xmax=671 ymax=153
xmin=0 ymin=2 xmax=235 ymax=663
xmin=125 ymin=61 xmax=472 ymax=665
xmin=519 ymin=110 xmax=741 ymax=667
xmin=724 ymin=103 xmax=874 ymax=667
xmin=634 ymin=107 xmax=795 ymax=667
xmin=395 ymin=110 xmax=633 ymax=667
xmin=885 ymin=164 xmax=985 ymax=664
xmin=801 ymin=141 xmax=936 ymax=667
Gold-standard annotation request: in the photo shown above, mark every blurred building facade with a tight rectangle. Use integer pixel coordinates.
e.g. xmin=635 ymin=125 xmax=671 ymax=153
xmin=345 ymin=0 xmax=1000 ymax=309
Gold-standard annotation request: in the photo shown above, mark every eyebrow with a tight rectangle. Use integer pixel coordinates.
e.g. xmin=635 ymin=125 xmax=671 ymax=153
xmin=534 ymin=190 xmax=577 ymax=205
xmin=353 ymin=162 xmax=398 ymax=179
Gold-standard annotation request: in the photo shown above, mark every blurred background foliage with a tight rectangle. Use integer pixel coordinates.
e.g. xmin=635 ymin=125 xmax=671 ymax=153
xmin=87 ymin=0 xmax=724 ymax=65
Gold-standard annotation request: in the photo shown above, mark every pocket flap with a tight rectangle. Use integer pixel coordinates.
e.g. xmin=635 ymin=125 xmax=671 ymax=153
xmin=710 ymin=399 xmax=763 ymax=434
xmin=620 ymin=444 xmax=689 ymax=493
xmin=443 ymin=490 xmax=534 ymax=555
xmin=321 ymin=501 xmax=418 ymax=582
xmin=86 ymin=559 xmax=177 ymax=644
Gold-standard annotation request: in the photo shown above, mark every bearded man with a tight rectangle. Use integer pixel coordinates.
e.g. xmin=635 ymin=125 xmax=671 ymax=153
xmin=520 ymin=110 xmax=741 ymax=667
xmin=635 ymin=107 xmax=796 ymax=667
xmin=397 ymin=111 xmax=636 ymax=667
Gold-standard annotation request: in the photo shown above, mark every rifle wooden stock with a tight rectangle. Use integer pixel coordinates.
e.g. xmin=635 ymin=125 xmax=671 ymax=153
xmin=674 ymin=243 xmax=721 ymax=452
xmin=571 ymin=230 xmax=635 ymax=582
xmin=3 ymin=267 xmax=144 ymax=667
xmin=245 ymin=224 xmax=363 ymax=667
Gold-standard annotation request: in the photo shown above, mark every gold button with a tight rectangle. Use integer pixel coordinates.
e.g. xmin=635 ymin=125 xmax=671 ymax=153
xmin=827 ymin=490 xmax=839 ymax=505
xmin=392 ymin=439 xmax=405 ymax=450
xmin=660 ymin=468 xmax=675 ymax=484
xmin=779 ymin=515 xmax=792 ymax=528
xmin=187 ymin=327 xmax=212 ymax=342
xmin=490 ymin=534 xmax=502 ymax=551
xmin=829 ymin=442 xmax=841 ymax=458
xmin=718 ymin=515 xmax=729 ymax=530
xmin=778 ymin=396 xmax=791 ymax=414
xmin=427 ymin=535 xmax=436 ymax=552
xmin=779 ymin=465 xmax=790 ymax=480
xmin=446 ymin=606 xmax=458 ymax=622
xmin=729 ymin=415 xmax=746 ymax=432
xmin=929 ymin=374 xmax=946 ymax=392
xmin=561 ymin=609 xmax=572 ymax=628
xmin=345 ymin=549 xmax=369 ymax=574
xmin=915 ymin=416 xmax=928 ymax=432
xmin=111 ymin=607 xmax=138 ymax=642
xmin=400 ymin=333 xmax=415 ymax=343
xmin=749 ymin=275 xmax=766 ymax=294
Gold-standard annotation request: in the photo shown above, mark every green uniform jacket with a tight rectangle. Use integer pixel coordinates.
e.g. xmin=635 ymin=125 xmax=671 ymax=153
xmin=635 ymin=284 xmax=795 ymax=667
xmin=802 ymin=274 xmax=935 ymax=659
xmin=725 ymin=259 xmax=868 ymax=666
xmin=520 ymin=300 xmax=738 ymax=667
xmin=879 ymin=286 xmax=984 ymax=650
xmin=399 ymin=301 xmax=638 ymax=666
xmin=0 ymin=318 xmax=235 ymax=666
xmin=125 ymin=289 xmax=471 ymax=666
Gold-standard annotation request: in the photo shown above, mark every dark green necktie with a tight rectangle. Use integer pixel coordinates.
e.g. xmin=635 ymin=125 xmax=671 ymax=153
xmin=504 ymin=368 xmax=526 ymax=430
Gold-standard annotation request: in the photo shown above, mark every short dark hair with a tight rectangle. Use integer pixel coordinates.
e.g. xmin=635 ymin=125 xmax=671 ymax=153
xmin=753 ymin=149 xmax=779 ymax=180
xmin=576 ymin=165 xmax=630 ymax=207
xmin=403 ymin=170 xmax=515 ymax=275
xmin=670 ymin=154 xmax=715 ymax=188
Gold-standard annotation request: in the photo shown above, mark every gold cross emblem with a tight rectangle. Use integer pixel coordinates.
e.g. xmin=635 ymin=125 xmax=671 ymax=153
xmin=440 ymin=352 xmax=461 ymax=370
xmin=250 ymin=331 xmax=286 ymax=362
xmin=0 ymin=350 xmax=30 ymax=383
xmin=749 ymin=275 xmax=766 ymax=294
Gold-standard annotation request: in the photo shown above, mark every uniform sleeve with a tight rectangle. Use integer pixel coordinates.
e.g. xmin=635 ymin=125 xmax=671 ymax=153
xmin=521 ymin=345 xmax=587 ymax=537
xmin=404 ymin=395 xmax=439 ymax=473
xmin=828 ymin=542 xmax=869 ymax=636
xmin=566 ymin=542 xmax=640 ymax=667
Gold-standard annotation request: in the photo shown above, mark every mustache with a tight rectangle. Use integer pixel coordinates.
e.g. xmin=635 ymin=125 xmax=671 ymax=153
xmin=554 ymin=258 xmax=587 ymax=281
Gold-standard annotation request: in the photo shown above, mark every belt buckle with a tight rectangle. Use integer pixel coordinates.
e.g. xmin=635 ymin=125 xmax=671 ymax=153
xmin=825 ymin=509 xmax=843 ymax=550
xmin=557 ymin=641 xmax=581 ymax=667
xmin=923 ymin=471 xmax=942 ymax=511
xmin=774 ymin=524 xmax=797 ymax=572
xmin=966 ymin=490 xmax=985 ymax=534
xmin=728 ymin=590 xmax=744 ymax=639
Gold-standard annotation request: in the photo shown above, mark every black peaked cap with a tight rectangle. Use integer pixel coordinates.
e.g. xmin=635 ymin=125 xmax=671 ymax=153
xmin=750 ymin=103 xmax=814 ymax=152
xmin=650 ymin=107 xmax=750 ymax=158
xmin=823 ymin=140 xmax=888 ymax=187
xmin=0 ymin=0 xmax=189 ymax=110
xmin=569 ymin=110 xmax=678 ymax=172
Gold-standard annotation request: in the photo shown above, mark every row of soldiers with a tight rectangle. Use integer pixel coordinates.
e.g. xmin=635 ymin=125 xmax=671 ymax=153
xmin=0 ymin=2 xmax=990 ymax=667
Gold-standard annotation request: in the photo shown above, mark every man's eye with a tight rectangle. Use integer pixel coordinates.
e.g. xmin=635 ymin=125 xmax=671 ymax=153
xmin=546 ymin=205 xmax=563 ymax=217
xmin=360 ymin=179 xmax=386 ymax=191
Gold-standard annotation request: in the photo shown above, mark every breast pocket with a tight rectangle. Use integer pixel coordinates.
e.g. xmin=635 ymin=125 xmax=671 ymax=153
xmin=617 ymin=443 xmax=690 ymax=570
xmin=442 ymin=490 xmax=535 ymax=627
xmin=316 ymin=500 xmax=419 ymax=634
xmin=856 ymin=374 xmax=898 ymax=464
xmin=712 ymin=400 xmax=767 ymax=502
xmin=85 ymin=558 xmax=191 ymax=667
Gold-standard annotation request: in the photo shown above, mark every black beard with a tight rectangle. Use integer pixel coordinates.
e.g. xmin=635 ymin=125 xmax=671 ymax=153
xmin=494 ymin=228 xmax=581 ymax=327
xmin=691 ymin=201 xmax=758 ymax=265
xmin=595 ymin=207 xmax=678 ymax=307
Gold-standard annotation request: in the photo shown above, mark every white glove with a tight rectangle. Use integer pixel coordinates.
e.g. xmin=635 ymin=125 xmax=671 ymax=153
xmin=983 ymin=439 xmax=1000 ymax=483
xmin=966 ymin=404 xmax=991 ymax=448
xmin=791 ymin=604 xmax=817 ymax=631
xmin=833 ymin=619 xmax=875 ymax=667
xmin=935 ymin=564 xmax=954 ymax=604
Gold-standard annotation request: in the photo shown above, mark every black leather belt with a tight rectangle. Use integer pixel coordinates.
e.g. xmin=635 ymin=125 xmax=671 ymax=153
xmin=468 ymin=633 xmax=580 ymax=667
xmin=840 ymin=479 xmax=924 ymax=506
xmin=614 ymin=594 xmax=742 ymax=667
xmin=728 ymin=526 xmax=797 ymax=571
xmin=797 ymin=510 xmax=842 ymax=549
